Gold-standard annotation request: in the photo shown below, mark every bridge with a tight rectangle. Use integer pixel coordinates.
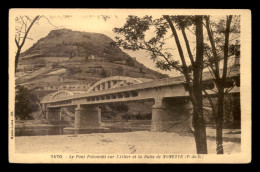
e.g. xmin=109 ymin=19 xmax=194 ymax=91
xmin=40 ymin=74 xmax=240 ymax=132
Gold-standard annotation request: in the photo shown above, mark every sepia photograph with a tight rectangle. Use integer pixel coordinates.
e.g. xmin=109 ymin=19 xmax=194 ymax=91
xmin=8 ymin=9 xmax=251 ymax=163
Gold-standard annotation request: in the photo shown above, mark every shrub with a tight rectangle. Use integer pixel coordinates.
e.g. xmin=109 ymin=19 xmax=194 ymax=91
xmin=135 ymin=113 xmax=151 ymax=120
xmin=102 ymin=112 xmax=116 ymax=119
xmin=109 ymin=103 xmax=128 ymax=112
xmin=34 ymin=64 xmax=46 ymax=69
xmin=100 ymin=68 xmax=109 ymax=77
xmin=139 ymin=67 xmax=144 ymax=73
xmin=51 ymin=62 xmax=59 ymax=68
xmin=122 ymin=113 xmax=131 ymax=120
xmin=125 ymin=57 xmax=135 ymax=67
xmin=117 ymin=66 xmax=124 ymax=74
xmin=15 ymin=85 xmax=39 ymax=120
xmin=68 ymin=67 xmax=82 ymax=75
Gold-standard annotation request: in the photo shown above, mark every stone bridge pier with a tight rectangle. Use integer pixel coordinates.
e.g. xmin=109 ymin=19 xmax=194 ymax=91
xmin=151 ymin=97 xmax=192 ymax=132
xmin=46 ymin=108 xmax=62 ymax=121
xmin=74 ymin=104 xmax=102 ymax=129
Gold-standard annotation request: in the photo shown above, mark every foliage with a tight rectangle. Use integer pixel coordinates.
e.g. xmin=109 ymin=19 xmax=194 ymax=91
xmin=139 ymin=67 xmax=144 ymax=73
xmin=109 ymin=103 xmax=129 ymax=113
xmin=100 ymin=68 xmax=108 ymax=77
xmin=135 ymin=113 xmax=151 ymax=120
xmin=15 ymin=85 xmax=39 ymax=120
xmin=223 ymin=95 xmax=240 ymax=128
xmin=125 ymin=57 xmax=135 ymax=67
xmin=202 ymin=15 xmax=240 ymax=154
xmin=121 ymin=113 xmax=132 ymax=120
xmin=67 ymin=67 xmax=82 ymax=75
xmin=113 ymin=15 xmax=208 ymax=153
xmin=34 ymin=64 xmax=46 ymax=69
xmin=203 ymin=97 xmax=240 ymax=128
xmin=117 ymin=66 xmax=124 ymax=74
xmin=69 ymin=52 xmax=75 ymax=59
xmin=121 ymin=113 xmax=151 ymax=120
xmin=113 ymin=15 xmax=194 ymax=74
xmin=51 ymin=62 xmax=60 ymax=68
xmin=203 ymin=15 xmax=240 ymax=74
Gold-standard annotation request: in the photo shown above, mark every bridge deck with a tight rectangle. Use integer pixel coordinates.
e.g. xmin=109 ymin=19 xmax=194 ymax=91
xmin=41 ymin=72 xmax=240 ymax=106
xmin=42 ymin=77 xmax=185 ymax=103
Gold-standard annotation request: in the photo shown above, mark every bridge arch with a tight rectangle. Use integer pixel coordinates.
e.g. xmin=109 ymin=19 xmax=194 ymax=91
xmin=87 ymin=76 xmax=143 ymax=93
xmin=50 ymin=90 xmax=74 ymax=100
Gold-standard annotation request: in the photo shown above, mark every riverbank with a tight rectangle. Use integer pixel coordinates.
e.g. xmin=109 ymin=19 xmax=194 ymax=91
xmin=15 ymin=119 xmax=151 ymax=129
xmin=15 ymin=130 xmax=240 ymax=154
xmin=15 ymin=119 xmax=240 ymax=154
xmin=15 ymin=119 xmax=71 ymax=129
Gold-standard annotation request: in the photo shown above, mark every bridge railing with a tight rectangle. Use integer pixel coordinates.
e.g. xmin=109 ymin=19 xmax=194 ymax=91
xmin=42 ymin=77 xmax=185 ymax=103
xmin=42 ymin=72 xmax=239 ymax=104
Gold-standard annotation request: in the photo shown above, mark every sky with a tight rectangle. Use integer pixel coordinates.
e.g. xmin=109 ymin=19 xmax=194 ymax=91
xmin=12 ymin=8 xmax=242 ymax=78
xmin=18 ymin=15 xmax=184 ymax=77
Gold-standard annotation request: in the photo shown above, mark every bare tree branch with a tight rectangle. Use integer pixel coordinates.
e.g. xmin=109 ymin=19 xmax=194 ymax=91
xmin=20 ymin=37 xmax=33 ymax=40
xmin=19 ymin=16 xmax=26 ymax=25
xmin=205 ymin=16 xmax=220 ymax=79
xmin=222 ymin=15 xmax=233 ymax=81
xmin=19 ymin=16 xmax=40 ymax=48
xmin=144 ymin=42 xmax=183 ymax=73
xmin=15 ymin=37 xmax=19 ymax=47
xmin=202 ymin=89 xmax=217 ymax=118
xmin=41 ymin=15 xmax=58 ymax=29
xmin=225 ymin=84 xmax=235 ymax=94
xmin=25 ymin=16 xmax=32 ymax=23
xmin=163 ymin=15 xmax=191 ymax=84
xmin=181 ymin=27 xmax=195 ymax=65
xmin=15 ymin=15 xmax=40 ymax=73
xmin=206 ymin=66 xmax=217 ymax=80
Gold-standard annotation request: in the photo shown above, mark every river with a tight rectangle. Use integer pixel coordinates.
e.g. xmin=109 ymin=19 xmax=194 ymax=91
xmin=15 ymin=120 xmax=151 ymax=136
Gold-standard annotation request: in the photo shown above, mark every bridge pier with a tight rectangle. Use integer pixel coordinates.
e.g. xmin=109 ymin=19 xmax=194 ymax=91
xmin=46 ymin=108 xmax=62 ymax=121
xmin=74 ymin=105 xmax=102 ymax=129
xmin=151 ymin=97 xmax=192 ymax=132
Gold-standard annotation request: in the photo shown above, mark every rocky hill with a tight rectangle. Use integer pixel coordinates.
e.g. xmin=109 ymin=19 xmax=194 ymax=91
xmin=21 ymin=29 xmax=133 ymax=60
xmin=16 ymin=29 xmax=168 ymax=99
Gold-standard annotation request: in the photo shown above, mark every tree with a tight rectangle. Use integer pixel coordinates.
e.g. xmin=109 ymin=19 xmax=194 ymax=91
xmin=15 ymin=85 xmax=39 ymax=120
xmin=113 ymin=15 xmax=208 ymax=153
xmin=15 ymin=15 xmax=58 ymax=73
xmin=139 ymin=67 xmax=144 ymax=73
xmin=15 ymin=16 xmax=41 ymax=73
xmin=125 ymin=57 xmax=135 ymax=67
xmin=117 ymin=66 xmax=124 ymax=74
xmin=101 ymin=68 xmax=108 ymax=77
xmin=203 ymin=15 xmax=240 ymax=154
xmin=69 ymin=52 xmax=75 ymax=59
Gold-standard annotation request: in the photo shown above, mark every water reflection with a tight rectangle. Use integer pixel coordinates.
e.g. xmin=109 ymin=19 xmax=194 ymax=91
xmin=15 ymin=126 xmax=141 ymax=137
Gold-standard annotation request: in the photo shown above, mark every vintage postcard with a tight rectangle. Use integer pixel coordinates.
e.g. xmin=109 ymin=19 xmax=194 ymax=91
xmin=8 ymin=9 xmax=251 ymax=163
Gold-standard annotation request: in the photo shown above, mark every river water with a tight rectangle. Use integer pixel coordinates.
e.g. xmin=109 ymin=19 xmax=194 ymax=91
xmin=15 ymin=127 xmax=138 ymax=136
xmin=15 ymin=120 xmax=151 ymax=137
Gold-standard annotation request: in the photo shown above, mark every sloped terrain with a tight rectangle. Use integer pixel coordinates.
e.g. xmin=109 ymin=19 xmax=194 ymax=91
xmin=16 ymin=29 xmax=168 ymax=100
